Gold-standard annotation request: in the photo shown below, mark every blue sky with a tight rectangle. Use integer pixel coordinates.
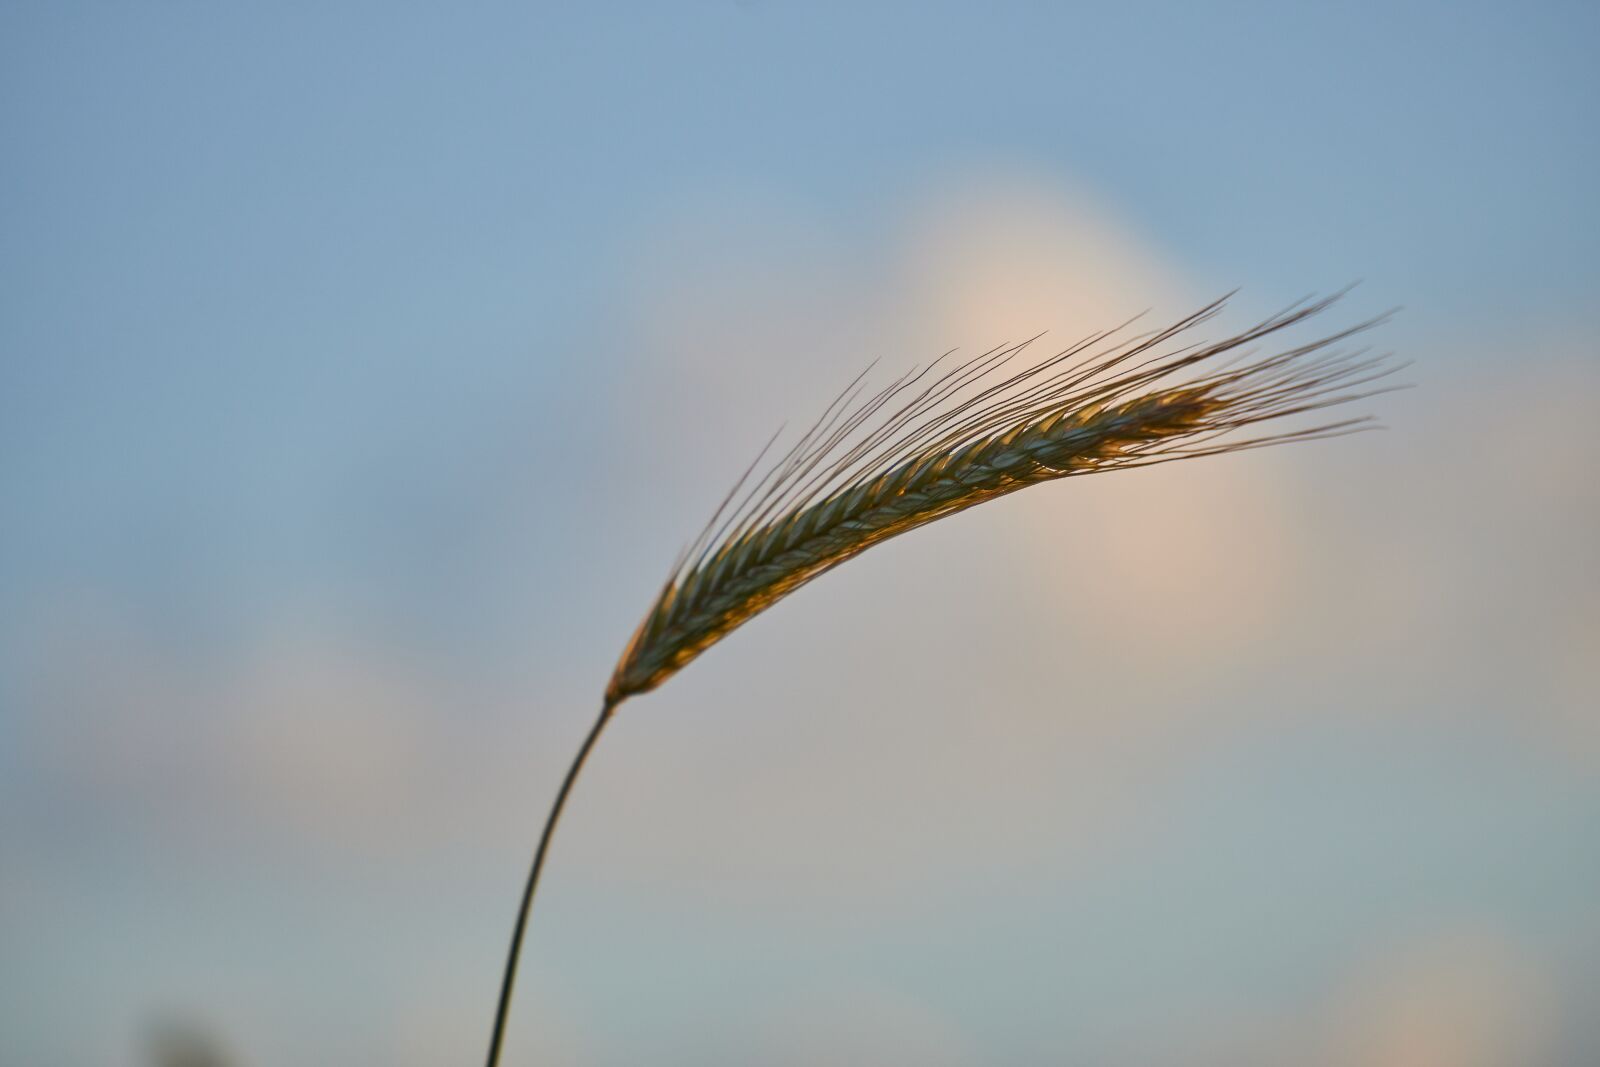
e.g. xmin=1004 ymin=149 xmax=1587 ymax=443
xmin=3 ymin=3 xmax=1597 ymax=1064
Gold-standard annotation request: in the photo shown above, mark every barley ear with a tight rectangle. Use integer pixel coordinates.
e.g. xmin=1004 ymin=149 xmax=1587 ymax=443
xmin=607 ymin=292 xmax=1401 ymax=703
xmin=486 ymin=291 xmax=1401 ymax=1067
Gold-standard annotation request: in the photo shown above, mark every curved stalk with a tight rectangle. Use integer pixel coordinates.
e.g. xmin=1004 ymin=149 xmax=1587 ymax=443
xmin=485 ymin=701 xmax=617 ymax=1067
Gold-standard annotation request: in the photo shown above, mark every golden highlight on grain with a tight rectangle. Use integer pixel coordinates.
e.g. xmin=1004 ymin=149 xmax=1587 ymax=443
xmin=605 ymin=292 xmax=1401 ymax=706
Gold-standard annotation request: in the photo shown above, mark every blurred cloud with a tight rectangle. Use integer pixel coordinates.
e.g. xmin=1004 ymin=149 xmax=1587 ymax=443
xmin=16 ymin=597 xmax=452 ymax=856
xmin=1328 ymin=929 xmax=1558 ymax=1067
xmin=892 ymin=173 xmax=1191 ymax=346
xmin=1117 ymin=927 xmax=1561 ymax=1067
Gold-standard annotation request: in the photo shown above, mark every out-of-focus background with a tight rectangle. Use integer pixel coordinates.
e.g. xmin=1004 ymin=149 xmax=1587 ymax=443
xmin=3 ymin=3 xmax=1596 ymax=1065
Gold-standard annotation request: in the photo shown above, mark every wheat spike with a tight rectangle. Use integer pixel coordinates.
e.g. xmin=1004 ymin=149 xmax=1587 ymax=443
xmin=606 ymin=292 xmax=1400 ymax=706
xmin=486 ymin=291 xmax=1401 ymax=1067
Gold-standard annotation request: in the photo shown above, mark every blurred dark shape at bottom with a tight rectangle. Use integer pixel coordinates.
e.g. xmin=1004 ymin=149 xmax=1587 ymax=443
xmin=145 ymin=1018 xmax=234 ymax=1067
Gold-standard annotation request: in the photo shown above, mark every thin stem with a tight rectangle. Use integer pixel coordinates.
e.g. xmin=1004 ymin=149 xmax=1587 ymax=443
xmin=485 ymin=701 xmax=617 ymax=1067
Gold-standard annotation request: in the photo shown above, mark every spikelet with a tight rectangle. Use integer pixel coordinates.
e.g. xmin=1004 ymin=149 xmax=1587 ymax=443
xmin=605 ymin=293 xmax=1400 ymax=707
